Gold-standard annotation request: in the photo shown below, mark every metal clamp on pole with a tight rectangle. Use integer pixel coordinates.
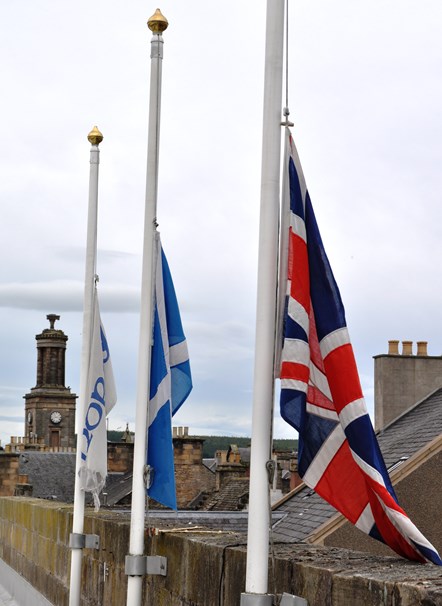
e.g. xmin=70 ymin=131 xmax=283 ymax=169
xmin=69 ymin=533 xmax=100 ymax=550
xmin=280 ymin=593 xmax=308 ymax=606
xmin=144 ymin=464 xmax=154 ymax=489
xmin=240 ymin=594 xmax=274 ymax=606
xmin=125 ymin=555 xmax=167 ymax=577
xmin=265 ymin=459 xmax=276 ymax=485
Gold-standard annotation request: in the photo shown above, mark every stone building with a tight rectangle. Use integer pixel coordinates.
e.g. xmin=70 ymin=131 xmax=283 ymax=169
xmin=0 ymin=316 xmax=219 ymax=506
xmin=0 ymin=314 xmax=79 ymax=498
xmin=0 ymin=314 xmax=293 ymax=510
xmin=104 ymin=428 xmax=217 ymax=509
xmin=22 ymin=314 xmax=77 ymax=451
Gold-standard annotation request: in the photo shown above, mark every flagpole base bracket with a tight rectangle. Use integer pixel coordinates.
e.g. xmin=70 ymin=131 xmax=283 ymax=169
xmin=280 ymin=593 xmax=308 ymax=606
xmin=240 ymin=593 xmax=274 ymax=606
xmin=69 ymin=533 xmax=100 ymax=550
xmin=125 ymin=555 xmax=167 ymax=577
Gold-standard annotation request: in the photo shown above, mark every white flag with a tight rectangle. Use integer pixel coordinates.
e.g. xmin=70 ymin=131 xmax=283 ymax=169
xmin=79 ymin=292 xmax=117 ymax=509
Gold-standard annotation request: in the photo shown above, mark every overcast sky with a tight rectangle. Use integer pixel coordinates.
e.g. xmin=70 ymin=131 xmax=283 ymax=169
xmin=0 ymin=1 xmax=441 ymax=449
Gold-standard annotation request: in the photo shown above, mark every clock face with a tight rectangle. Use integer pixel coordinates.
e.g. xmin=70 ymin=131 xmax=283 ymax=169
xmin=50 ymin=411 xmax=62 ymax=424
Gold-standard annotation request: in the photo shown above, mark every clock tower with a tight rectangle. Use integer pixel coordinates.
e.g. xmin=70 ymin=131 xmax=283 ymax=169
xmin=24 ymin=314 xmax=77 ymax=449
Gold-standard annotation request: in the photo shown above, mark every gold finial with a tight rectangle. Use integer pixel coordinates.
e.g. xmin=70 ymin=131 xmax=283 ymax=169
xmin=87 ymin=126 xmax=103 ymax=146
xmin=147 ymin=8 xmax=168 ymax=33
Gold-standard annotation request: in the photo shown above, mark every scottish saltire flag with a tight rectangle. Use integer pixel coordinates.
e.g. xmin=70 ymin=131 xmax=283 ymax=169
xmin=147 ymin=235 xmax=192 ymax=510
xmin=278 ymin=128 xmax=442 ymax=565
xmin=79 ymin=291 xmax=117 ymax=510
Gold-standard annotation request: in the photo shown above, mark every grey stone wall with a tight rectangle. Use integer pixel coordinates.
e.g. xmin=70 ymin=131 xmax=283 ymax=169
xmin=0 ymin=497 xmax=441 ymax=606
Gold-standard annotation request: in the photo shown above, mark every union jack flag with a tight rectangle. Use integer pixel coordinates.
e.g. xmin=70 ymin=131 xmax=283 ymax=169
xmin=278 ymin=127 xmax=442 ymax=564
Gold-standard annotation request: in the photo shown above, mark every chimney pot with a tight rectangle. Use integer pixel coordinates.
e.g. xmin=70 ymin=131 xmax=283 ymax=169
xmin=388 ymin=340 xmax=400 ymax=355
xmin=402 ymin=340 xmax=413 ymax=356
xmin=417 ymin=341 xmax=428 ymax=356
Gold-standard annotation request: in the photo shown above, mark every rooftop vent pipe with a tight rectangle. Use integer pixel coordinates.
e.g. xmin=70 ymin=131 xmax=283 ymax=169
xmin=388 ymin=340 xmax=399 ymax=355
xmin=402 ymin=340 xmax=413 ymax=355
xmin=417 ymin=341 xmax=428 ymax=356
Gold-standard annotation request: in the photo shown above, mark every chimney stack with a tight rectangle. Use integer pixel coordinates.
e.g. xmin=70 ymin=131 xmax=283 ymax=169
xmin=374 ymin=340 xmax=442 ymax=431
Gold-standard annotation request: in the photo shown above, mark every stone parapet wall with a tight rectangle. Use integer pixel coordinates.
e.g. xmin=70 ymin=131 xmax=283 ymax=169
xmin=0 ymin=498 xmax=441 ymax=606
xmin=0 ymin=498 xmax=72 ymax=603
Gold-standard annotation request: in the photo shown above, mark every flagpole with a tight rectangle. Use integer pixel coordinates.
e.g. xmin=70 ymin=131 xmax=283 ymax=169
xmin=241 ymin=1 xmax=285 ymax=603
xmin=126 ymin=10 xmax=168 ymax=606
xmin=69 ymin=126 xmax=103 ymax=606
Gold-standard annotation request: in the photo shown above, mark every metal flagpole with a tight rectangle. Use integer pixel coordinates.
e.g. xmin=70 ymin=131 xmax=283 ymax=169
xmin=125 ymin=9 xmax=168 ymax=606
xmin=69 ymin=126 xmax=103 ymax=606
xmin=241 ymin=1 xmax=285 ymax=604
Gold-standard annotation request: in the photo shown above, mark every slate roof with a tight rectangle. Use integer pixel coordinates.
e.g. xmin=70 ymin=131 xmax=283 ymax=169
xmin=271 ymin=387 xmax=442 ymax=543
xmin=18 ymin=452 xmax=76 ymax=503
xmin=272 ymin=488 xmax=336 ymax=543
xmin=102 ymin=472 xmax=133 ymax=507
xmin=238 ymin=447 xmax=251 ymax=464
xmin=18 ymin=453 xmax=133 ymax=506
xmin=202 ymin=478 xmax=250 ymax=511
xmin=202 ymin=458 xmax=217 ymax=472
xmin=376 ymin=387 xmax=442 ymax=468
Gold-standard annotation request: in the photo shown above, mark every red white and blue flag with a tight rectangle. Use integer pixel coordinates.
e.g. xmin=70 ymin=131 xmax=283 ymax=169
xmin=278 ymin=127 xmax=442 ymax=564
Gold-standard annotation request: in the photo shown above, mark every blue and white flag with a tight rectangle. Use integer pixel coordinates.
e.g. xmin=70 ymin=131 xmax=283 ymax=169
xmin=147 ymin=235 xmax=192 ymax=510
xmin=79 ymin=291 xmax=117 ymax=510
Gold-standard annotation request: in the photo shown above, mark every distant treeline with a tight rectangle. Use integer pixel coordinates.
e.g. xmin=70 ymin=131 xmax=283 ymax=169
xmin=107 ymin=431 xmax=297 ymax=459
xmin=108 ymin=430 xmax=126 ymax=442
xmin=196 ymin=436 xmax=298 ymax=459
